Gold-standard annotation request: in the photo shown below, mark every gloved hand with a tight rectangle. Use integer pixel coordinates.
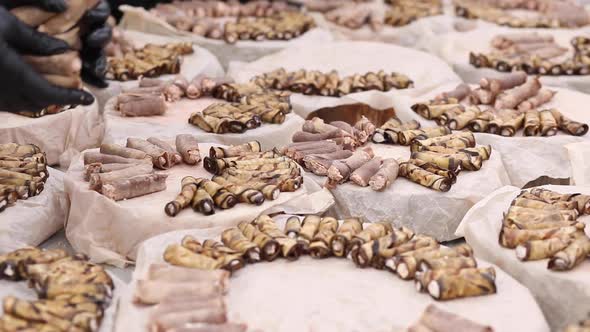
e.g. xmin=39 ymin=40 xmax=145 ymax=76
xmin=0 ymin=7 xmax=94 ymax=112
xmin=0 ymin=0 xmax=67 ymax=11
xmin=79 ymin=0 xmax=112 ymax=88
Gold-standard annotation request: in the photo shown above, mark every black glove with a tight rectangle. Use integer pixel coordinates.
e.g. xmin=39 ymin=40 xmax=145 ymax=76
xmin=79 ymin=0 xmax=112 ymax=88
xmin=0 ymin=0 xmax=67 ymax=11
xmin=0 ymin=7 xmax=94 ymax=113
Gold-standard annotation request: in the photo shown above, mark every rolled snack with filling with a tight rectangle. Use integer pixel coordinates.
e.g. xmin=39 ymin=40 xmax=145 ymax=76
xmin=134 ymin=279 xmax=224 ymax=305
xmin=383 ymin=235 xmax=438 ymax=272
xmin=468 ymin=111 xmax=495 ymax=133
xmin=399 ymin=161 xmax=452 ymax=192
xmin=435 ymin=83 xmax=471 ymax=102
xmin=209 ymin=141 xmax=261 ymax=158
xmin=165 ymin=177 xmax=199 ymax=217
xmin=449 ymin=107 xmax=481 ymax=131
xmin=101 ymin=173 xmax=167 ymax=201
xmin=419 ymin=255 xmax=477 ymax=272
xmin=163 ymin=244 xmax=223 ymax=271
xmin=539 ymin=110 xmax=559 ymax=136
xmin=572 ymin=195 xmax=590 ymax=215
xmin=201 ymin=239 xmax=246 ymax=273
xmin=84 ymin=152 xmax=153 ymax=165
xmin=327 ymin=147 xmax=374 ymax=185
xmin=480 ymin=71 xmax=527 ymax=93
xmin=191 ymin=188 xmax=215 ymax=215
xmin=516 ymin=235 xmax=574 ymax=261
xmin=549 ymin=109 xmax=589 ymax=136
xmin=285 ymin=216 xmax=302 ymax=239
xmin=410 ymin=151 xmax=465 ymax=172
xmin=499 ymin=112 xmax=525 ymax=137
xmin=330 ymin=218 xmax=363 ymax=257
xmin=254 ymin=215 xmax=301 ymax=260
xmin=411 ymin=132 xmax=475 ymax=152
xmin=348 ymin=222 xmax=393 ymax=256
xmin=303 ymin=150 xmax=353 ymax=176
xmin=517 ymin=89 xmax=555 ymax=111
xmin=89 ymin=163 xmax=154 ymax=191
xmin=350 ymin=157 xmax=382 ymax=187
xmin=100 ymin=143 xmax=149 ymax=160
xmin=84 ymin=163 xmax=137 ymax=181
xmin=238 ymin=221 xmax=280 ymax=262
xmin=503 ymin=206 xmax=577 ymax=230
xmin=548 ymin=235 xmax=590 ymax=271
xmin=369 ymin=159 xmax=399 ymax=191
xmin=195 ymin=178 xmax=238 ymax=209
xmin=221 ymin=227 xmax=261 ymax=263
xmin=309 ymin=217 xmax=339 ymax=258
xmin=211 ymin=177 xmax=264 ymax=205
xmin=127 ymin=138 xmax=172 ymax=169
xmin=524 ymin=110 xmax=541 ymax=136
xmin=462 ymin=145 xmax=492 ymax=161
xmin=427 ymin=267 xmax=496 ymax=301
xmin=529 ymin=188 xmax=579 ymax=203
xmin=395 ymin=247 xmax=461 ymax=280
xmin=512 ymin=197 xmax=577 ymax=211
xmin=436 ymin=106 xmax=464 ymax=126
xmin=148 ymin=137 xmax=182 ymax=165
xmin=494 ymin=78 xmax=542 ymax=110
xmin=118 ymin=94 xmax=167 ymax=117
xmin=416 ymin=304 xmax=493 ymax=332
xmin=292 ymin=129 xmax=343 ymax=142
xmin=356 ymin=227 xmax=415 ymax=268
xmin=297 ymin=215 xmax=322 ymax=252
xmin=411 ymin=103 xmax=462 ymax=121
xmin=176 ymin=134 xmax=201 ymax=165
xmin=146 ymin=263 xmax=229 ymax=283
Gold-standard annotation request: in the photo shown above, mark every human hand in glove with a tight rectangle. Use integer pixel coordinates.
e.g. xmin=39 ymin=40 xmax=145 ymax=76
xmin=79 ymin=0 xmax=112 ymax=88
xmin=0 ymin=7 xmax=94 ymax=113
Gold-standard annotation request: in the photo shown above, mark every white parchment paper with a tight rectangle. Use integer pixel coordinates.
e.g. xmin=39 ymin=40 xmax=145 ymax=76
xmin=103 ymin=97 xmax=305 ymax=151
xmin=0 ymin=272 xmax=125 ymax=332
xmin=118 ymin=5 xmax=334 ymax=69
xmin=391 ymin=82 xmax=590 ymax=188
xmin=113 ymin=218 xmax=549 ymax=332
xmin=456 ymin=185 xmax=590 ymax=331
xmin=306 ymin=142 xmax=510 ymax=242
xmin=227 ymin=41 xmax=463 ymax=119
xmin=88 ymin=30 xmax=224 ymax=110
xmin=64 ymin=143 xmax=333 ymax=267
xmin=0 ymin=167 xmax=68 ymax=254
xmin=0 ymin=101 xmax=104 ymax=167
xmin=424 ymin=24 xmax=590 ymax=93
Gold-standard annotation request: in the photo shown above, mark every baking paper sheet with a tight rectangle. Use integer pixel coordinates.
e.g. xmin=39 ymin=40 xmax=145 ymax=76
xmin=391 ymin=82 xmax=590 ymax=188
xmin=88 ymin=30 xmax=225 ymax=110
xmin=0 ymin=167 xmax=68 ymax=254
xmin=118 ymin=5 xmax=334 ymax=69
xmin=103 ymin=97 xmax=305 ymax=150
xmin=306 ymin=142 xmax=510 ymax=242
xmin=0 ymin=272 xmax=125 ymax=332
xmin=64 ymin=143 xmax=334 ymax=267
xmin=424 ymin=23 xmax=590 ymax=93
xmin=114 ymin=218 xmax=549 ymax=332
xmin=0 ymin=101 xmax=104 ymax=167
xmin=456 ymin=185 xmax=590 ymax=331
xmin=226 ymin=41 xmax=463 ymax=120
xmin=565 ymin=141 xmax=590 ymax=186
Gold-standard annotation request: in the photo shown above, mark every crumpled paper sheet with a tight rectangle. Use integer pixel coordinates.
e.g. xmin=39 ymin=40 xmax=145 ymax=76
xmin=88 ymin=30 xmax=225 ymax=109
xmin=424 ymin=23 xmax=590 ymax=93
xmin=565 ymin=141 xmax=590 ymax=186
xmin=226 ymin=41 xmax=463 ymax=119
xmin=0 ymin=167 xmax=68 ymax=254
xmin=0 ymin=272 xmax=125 ymax=332
xmin=118 ymin=5 xmax=334 ymax=69
xmin=0 ymin=101 xmax=104 ymax=167
xmin=456 ymin=185 xmax=590 ymax=331
xmin=103 ymin=97 xmax=305 ymax=150
xmin=392 ymin=82 xmax=590 ymax=188
xmin=306 ymin=142 xmax=510 ymax=241
xmin=113 ymin=217 xmax=549 ymax=332
xmin=64 ymin=143 xmax=334 ymax=267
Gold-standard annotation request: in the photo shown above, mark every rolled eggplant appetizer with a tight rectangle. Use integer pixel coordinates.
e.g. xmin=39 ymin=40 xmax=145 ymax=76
xmin=254 ymin=215 xmax=301 ymax=260
xmin=399 ymin=162 xmax=452 ymax=192
xmin=202 ymin=239 xmax=246 ymax=272
xmin=330 ymin=218 xmax=363 ymax=257
xmin=297 ymin=215 xmax=322 ymax=252
xmin=193 ymin=178 xmax=238 ymax=209
xmin=210 ymin=142 xmax=262 ymax=159
xmin=221 ymin=227 xmax=261 ymax=263
xmin=383 ymin=235 xmax=438 ymax=272
xmin=238 ymin=221 xmax=280 ymax=262
xmin=499 ymin=224 xmax=583 ymax=249
xmin=285 ymin=216 xmax=302 ymax=239
xmin=163 ymin=244 xmax=223 ymax=270
xmin=516 ymin=235 xmax=574 ymax=261
xmin=539 ymin=110 xmax=559 ymax=136
xmin=448 ymin=107 xmax=480 ymax=130
xmin=309 ymin=217 xmax=339 ymax=258
xmin=418 ymin=255 xmax=477 ymax=272
xmin=411 ymin=132 xmax=475 ymax=153
xmin=548 ymin=235 xmax=590 ymax=271
xmin=355 ymin=227 xmax=414 ymax=269
xmin=427 ymin=267 xmax=497 ymax=301
xmin=166 ymin=177 xmax=200 ymax=217
xmin=394 ymin=247 xmax=463 ymax=280
xmin=549 ymin=109 xmax=589 ymax=136
xmin=348 ymin=222 xmax=393 ymax=256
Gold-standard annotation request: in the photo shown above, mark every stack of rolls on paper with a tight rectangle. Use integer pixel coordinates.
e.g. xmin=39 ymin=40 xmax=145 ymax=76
xmin=251 ymin=68 xmax=414 ymax=97
xmin=161 ymin=214 xmax=496 ymax=302
xmin=82 ymin=135 xmax=201 ymax=201
xmin=133 ymin=263 xmax=247 ymax=332
xmin=469 ymin=33 xmax=590 ymax=77
xmin=149 ymin=0 xmax=316 ymax=44
xmin=411 ymin=75 xmax=589 ymax=137
xmin=498 ymin=187 xmax=590 ymax=271
xmin=453 ymin=0 xmax=590 ymax=29
xmin=0 ymin=143 xmax=49 ymax=213
xmin=0 ymin=247 xmax=115 ymax=331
